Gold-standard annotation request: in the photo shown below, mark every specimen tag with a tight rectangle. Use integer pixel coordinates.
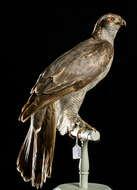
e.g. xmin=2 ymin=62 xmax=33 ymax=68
xmin=72 ymin=137 xmax=81 ymax=159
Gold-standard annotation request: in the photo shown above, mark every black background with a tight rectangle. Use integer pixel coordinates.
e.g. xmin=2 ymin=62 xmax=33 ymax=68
xmin=1 ymin=7 xmax=136 ymax=190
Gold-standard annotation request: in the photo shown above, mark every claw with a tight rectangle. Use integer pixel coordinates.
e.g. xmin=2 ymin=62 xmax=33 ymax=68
xmin=68 ymin=123 xmax=77 ymax=139
xmin=68 ymin=130 xmax=75 ymax=139
xmin=88 ymin=126 xmax=96 ymax=131
xmin=77 ymin=116 xmax=96 ymax=132
xmin=77 ymin=127 xmax=87 ymax=137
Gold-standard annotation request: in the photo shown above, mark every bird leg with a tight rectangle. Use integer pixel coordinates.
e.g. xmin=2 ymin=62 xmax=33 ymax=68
xmin=76 ymin=116 xmax=96 ymax=132
xmin=68 ymin=116 xmax=96 ymax=140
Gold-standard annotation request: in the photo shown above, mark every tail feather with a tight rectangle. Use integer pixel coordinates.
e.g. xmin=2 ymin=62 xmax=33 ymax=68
xmin=17 ymin=103 xmax=56 ymax=189
xmin=17 ymin=125 xmax=34 ymax=182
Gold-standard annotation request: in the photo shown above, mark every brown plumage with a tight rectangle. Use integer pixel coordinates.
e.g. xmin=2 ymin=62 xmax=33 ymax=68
xmin=17 ymin=13 xmax=126 ymax=188
xmin=17 ymin=103 xmax=56 ymax=188
xmin=19 ymin=40 xmax=113 ymax=123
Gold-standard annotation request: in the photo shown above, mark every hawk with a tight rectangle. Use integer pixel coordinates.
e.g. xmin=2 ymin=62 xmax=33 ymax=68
xmin=17 ymin=13 xmax=126 ymax=189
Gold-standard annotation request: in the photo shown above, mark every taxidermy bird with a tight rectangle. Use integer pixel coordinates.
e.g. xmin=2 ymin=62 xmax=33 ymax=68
xmin=17 ymin=13 xmax=126 ymax=189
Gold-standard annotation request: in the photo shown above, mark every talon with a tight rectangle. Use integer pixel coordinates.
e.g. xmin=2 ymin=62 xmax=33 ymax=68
xmin=68 ymin=130 xmax=75 ymax=139
xmin=77 ymin=128 xmax=86 ymax=137
xmin=91 ymin=127 xmax=96 ymax=131
xmin=77 ymin=116 xmax=96 ymax=131
xmin=84 ymin=123 xmax=96 ymax=131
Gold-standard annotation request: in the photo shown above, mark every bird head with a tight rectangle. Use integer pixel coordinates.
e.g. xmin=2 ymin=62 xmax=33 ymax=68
xmin=92 ymin=13 xmax=126 ymax=44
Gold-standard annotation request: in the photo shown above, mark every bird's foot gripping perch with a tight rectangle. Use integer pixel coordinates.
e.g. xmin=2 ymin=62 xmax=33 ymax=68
xmin=69 ymin=116 xmax=100 ymax=142
xmin=76 ymin=116 xmax=97 ymax=131
xmin=68 ymin=116 xmax=96 ymax=139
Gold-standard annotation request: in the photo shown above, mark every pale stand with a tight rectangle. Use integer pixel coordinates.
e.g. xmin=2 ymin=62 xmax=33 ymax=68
xmin=53 ymin=127 xmax=112 ymax=190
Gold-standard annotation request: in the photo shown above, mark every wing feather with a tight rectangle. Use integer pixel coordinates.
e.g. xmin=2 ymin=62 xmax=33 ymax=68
xmin=32 ymin=39 xmax=113 ymax=95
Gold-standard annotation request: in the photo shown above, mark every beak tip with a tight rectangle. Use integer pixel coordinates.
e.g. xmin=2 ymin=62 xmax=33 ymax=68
xmin=122 ymin=19 xmax=126 ymax=26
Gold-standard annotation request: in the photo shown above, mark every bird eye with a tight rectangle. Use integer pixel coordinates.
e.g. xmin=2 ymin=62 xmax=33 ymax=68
xmin=109 ymin=17 xmax=115 ymax=22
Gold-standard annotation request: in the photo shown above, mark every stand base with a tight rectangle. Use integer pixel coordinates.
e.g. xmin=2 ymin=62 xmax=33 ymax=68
xmin=53 ymin=183 xmax=112 ymax=190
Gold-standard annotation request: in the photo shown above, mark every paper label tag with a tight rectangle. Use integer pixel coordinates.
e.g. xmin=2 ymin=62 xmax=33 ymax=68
xmin=72 ymin=144 xmax=81 ymax=159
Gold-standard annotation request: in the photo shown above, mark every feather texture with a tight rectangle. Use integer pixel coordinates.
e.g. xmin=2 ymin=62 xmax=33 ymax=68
xmin=17 ymin=13 xmax=126 ymax=189
xmin=17 ymin=103 xmax=56 ymax=188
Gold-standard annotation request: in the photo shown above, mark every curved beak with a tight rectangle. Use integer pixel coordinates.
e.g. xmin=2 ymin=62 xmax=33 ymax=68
xmin=120 ymin=18 xmax=126 ymax=26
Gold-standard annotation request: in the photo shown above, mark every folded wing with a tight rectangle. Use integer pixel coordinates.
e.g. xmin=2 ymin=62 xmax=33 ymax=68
xmin=19 ymin=39 xmax=113 ymax=122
